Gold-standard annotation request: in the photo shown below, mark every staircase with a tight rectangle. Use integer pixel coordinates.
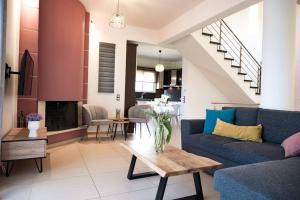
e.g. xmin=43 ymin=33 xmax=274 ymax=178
xmin=173 ymin=19 xmax=262 ymax=104
xmin=201 ymin=19 xmax=262 ymax=95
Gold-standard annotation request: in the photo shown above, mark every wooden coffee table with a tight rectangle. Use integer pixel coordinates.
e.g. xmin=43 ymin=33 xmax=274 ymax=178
xmin=120 ymin=141 xmax=222 ymax=200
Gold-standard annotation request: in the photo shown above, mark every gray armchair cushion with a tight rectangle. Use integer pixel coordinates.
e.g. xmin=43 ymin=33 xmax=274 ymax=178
xmin=82 ymin=104 xmax=110 ymax=126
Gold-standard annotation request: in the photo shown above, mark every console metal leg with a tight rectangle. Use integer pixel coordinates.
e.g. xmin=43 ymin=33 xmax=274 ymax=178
xmin=155 ymin=177 xmax=168 ymax=200
xmin=5 ymin=161 xmax=14 ymax=177
xmin=127 ymin=155 xmax=158 ymax=180
xmin=34 ymin=158 xmax=43 ymax=173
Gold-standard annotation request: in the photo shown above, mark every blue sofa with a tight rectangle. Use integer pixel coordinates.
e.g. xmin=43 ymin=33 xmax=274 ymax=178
xmin=181 ymin=107 xmax=300 ymax=200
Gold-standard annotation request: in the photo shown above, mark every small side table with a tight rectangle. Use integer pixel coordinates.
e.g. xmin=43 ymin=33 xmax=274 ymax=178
xmin=110 ymin=118 xmax=129 ymax=140
xmin=1 ymin=128 xmax=48 ymax=176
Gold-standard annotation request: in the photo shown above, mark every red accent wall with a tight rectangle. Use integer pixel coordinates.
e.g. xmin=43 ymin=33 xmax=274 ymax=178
xmin=38 ymin=0 xmax=85 ymax=101
xmin=17 ymin=0 xmax=39 ymax=126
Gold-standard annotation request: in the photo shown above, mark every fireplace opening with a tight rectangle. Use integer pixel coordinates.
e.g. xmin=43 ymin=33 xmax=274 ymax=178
xmin=45 ymin=101 xmax=78 ymax=131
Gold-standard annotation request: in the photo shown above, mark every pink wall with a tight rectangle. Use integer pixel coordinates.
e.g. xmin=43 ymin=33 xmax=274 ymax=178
xmin=38 ymin=0 xmax=86 ymax=101
xmin=17 ymin=0 xmax=39 ymax=126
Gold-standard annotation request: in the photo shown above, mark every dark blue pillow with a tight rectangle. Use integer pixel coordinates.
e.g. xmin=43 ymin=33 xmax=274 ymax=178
xmin=203 ymin=109 xmax=235 ymax=134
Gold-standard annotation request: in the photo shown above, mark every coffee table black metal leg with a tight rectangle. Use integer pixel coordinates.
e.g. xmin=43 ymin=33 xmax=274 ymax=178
xmin=127 ymin=155 xmax=158 ymax=180
xmin=5 ymin=161 xmax=14 ymax=177
xmin=193 ymin=172 xmax=204 ymax=200
xmin=34 ymin=158 xmax=43 ymax=173
xmin=155 ymin=177 xmax=168 ymax=200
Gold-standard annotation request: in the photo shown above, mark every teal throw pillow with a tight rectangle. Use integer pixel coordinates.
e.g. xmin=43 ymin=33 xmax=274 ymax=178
xmin=203 ymin=109 xmax=235 ymax=134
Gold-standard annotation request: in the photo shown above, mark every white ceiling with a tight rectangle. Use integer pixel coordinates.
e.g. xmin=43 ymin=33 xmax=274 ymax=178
xmin=137 ymin=43 xmax=181 ymax=61
xmin=79 ymin=0 xmax=204 ymax=29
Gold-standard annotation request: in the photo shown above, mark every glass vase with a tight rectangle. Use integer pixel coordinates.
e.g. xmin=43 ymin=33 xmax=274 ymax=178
xmin=154 ymin=124 xmax=166 ymax=153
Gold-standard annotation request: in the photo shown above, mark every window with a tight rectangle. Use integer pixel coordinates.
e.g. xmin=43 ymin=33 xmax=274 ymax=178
xmin=135 ymin=70 xmax=156 ymax=93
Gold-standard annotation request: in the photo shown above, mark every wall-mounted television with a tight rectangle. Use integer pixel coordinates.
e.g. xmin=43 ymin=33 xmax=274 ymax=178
xmin=5 ymin=49 xmax=34 ymax=96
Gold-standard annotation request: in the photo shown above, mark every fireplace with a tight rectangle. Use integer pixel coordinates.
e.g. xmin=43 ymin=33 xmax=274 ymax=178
xmin=45 ymin=101 xmax=78 ymax=131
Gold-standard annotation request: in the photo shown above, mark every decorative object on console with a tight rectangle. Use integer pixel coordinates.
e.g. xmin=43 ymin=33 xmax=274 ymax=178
xmin=213 ymin=119 xmax=262 ymax=143
xmin=145 ymin=107 xmax=172 ymax=152
xmin=281 ymin=132 xmax=300 ymax=158
xmin=155 ymin=50 xmax=165 ymax=72
xmin=109 ymin=0 xmax=125 ymax=28
xmin=26 ymin=113 xmax=42 ymax=137
xmin=203 ymin=109 xmax=235 ymax=134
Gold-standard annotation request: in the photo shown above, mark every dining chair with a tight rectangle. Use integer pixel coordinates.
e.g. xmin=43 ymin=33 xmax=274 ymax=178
xmin=128 ymin=105 xmax=151 ymax=138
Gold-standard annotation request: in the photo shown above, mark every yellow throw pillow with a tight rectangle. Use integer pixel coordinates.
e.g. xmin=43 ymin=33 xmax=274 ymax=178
xmin=213 ymin=119 xmax=262 ymax=143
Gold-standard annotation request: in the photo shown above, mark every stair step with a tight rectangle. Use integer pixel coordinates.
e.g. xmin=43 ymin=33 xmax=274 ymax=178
xmin=224 ymin=57 xmax=234 ymax=61
xmin=250 ymin=86 xmax=258 ymax=89
xmin=231 ymin=65 xmax=241 ymax=68
xmin=202 ymin=32 xmax=213 ymax=37
xmin=217 ymin=49 xmax=227 ymax=53
xmin=244 ymin=79 xmax=253 ymax=82
xmin=238 ymin=72 xmax=247 ymax=75
xmin=210 ymin=41 xmax=221 ymax=45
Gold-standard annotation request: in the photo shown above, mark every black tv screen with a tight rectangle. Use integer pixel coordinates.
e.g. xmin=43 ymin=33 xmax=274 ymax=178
xmin=18 ymin=49 xmax=34 ymax=96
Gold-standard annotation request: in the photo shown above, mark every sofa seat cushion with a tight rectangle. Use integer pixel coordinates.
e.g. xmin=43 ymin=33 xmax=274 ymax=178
xmin=214 ymin=157 xmax=300 ymax=200
xmin=223 ymin=141 xmax=285 ymax=164
xmin=185 ymin=134 xmax=238 ymax=157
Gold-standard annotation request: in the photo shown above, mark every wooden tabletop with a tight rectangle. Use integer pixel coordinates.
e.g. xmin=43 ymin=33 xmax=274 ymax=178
xmin=110 ymin=118 xmax=129 ymax=123
xmin=120 ymin=141 xmax=222 ymax=177
xmin=2 ymin=128 xmax=48 ymax=142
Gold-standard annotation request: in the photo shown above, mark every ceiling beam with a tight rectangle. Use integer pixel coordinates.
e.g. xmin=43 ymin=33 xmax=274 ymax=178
xmin=158 ymin=0 xmax=262 ymax=45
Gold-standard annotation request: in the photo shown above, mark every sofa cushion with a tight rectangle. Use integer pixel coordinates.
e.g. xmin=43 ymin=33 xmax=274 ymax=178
xmin=214 ymin=157 xmax=300 ymax=200
xmin=213 ymin=119 xmax=262 ymax=143
xmin=257 ymin=109 xmax=300 ymax=143
xmin=223 ymin=107 xmax=259 ymax=126
xmin=203 ymin=109 xmax=235 ymax=134
xmin=281 ymin=132 xmax=300 ymax=158
xmin=223 ymin=141 xmax=285 ymax=164
xmin=184 ymin=134 xmax=238 ymax=157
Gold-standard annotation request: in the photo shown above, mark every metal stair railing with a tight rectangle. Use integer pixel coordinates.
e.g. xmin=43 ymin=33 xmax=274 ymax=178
xmin=202 ymin=19 xmax=262 ymax=95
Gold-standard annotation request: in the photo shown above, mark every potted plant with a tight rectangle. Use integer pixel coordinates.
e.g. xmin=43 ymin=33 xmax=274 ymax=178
xmin=145 ymin=107 xmax=172 ymax=152
xmin=26 ymin=113 xmax=42 ymax=137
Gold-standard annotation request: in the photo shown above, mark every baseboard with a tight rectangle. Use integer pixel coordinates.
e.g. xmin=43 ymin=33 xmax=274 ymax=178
xmin=47 ymin=137 xmax=81 ymax=149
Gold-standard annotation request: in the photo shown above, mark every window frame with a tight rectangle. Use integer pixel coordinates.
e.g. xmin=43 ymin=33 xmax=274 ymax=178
xmin=135 ymin=67 xmax=157 ymax=93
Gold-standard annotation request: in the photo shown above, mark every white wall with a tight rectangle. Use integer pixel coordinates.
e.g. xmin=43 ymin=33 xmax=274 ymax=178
xmin=88 ymin=13 xmax=159 ymax=118
xmin=225 ymin=2 xmax=263 ymax=62
xmin=1 ymin=0 xmax=20 ymax=137
xmin=181 ymin=58 xmax=229 ymax=119
xmin=295 ymin=5 xmax=300 ymax=110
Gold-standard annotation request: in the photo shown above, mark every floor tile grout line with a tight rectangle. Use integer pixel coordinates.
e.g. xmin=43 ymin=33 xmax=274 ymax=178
xmin=76 ymin=143 xmax=102 ymax=199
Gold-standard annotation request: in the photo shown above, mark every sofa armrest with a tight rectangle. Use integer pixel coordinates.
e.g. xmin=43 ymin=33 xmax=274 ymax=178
xmin=181 ymin=119 xmax=205 ymax=136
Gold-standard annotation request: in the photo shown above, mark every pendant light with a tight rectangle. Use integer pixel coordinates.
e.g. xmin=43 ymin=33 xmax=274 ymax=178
xmin=109 ymin=0 xmax=125 ymax=29
xmin=155 ymin=50 xmax=165 ymax=72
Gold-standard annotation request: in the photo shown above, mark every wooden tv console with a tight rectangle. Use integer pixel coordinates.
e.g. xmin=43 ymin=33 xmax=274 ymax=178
xmin=1 ymin=128 xmax=48 ymax=176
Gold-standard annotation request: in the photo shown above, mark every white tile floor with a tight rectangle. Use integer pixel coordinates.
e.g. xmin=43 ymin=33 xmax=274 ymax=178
xmin=0 ymin=124 xmax=220 ymax=200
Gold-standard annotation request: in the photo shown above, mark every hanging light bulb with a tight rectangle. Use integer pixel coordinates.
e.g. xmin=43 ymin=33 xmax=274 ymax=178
xmin=109 ymin=0 xmax=125 ymax=28
xmin=155 ymin=50 xmax=165 ymax=72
